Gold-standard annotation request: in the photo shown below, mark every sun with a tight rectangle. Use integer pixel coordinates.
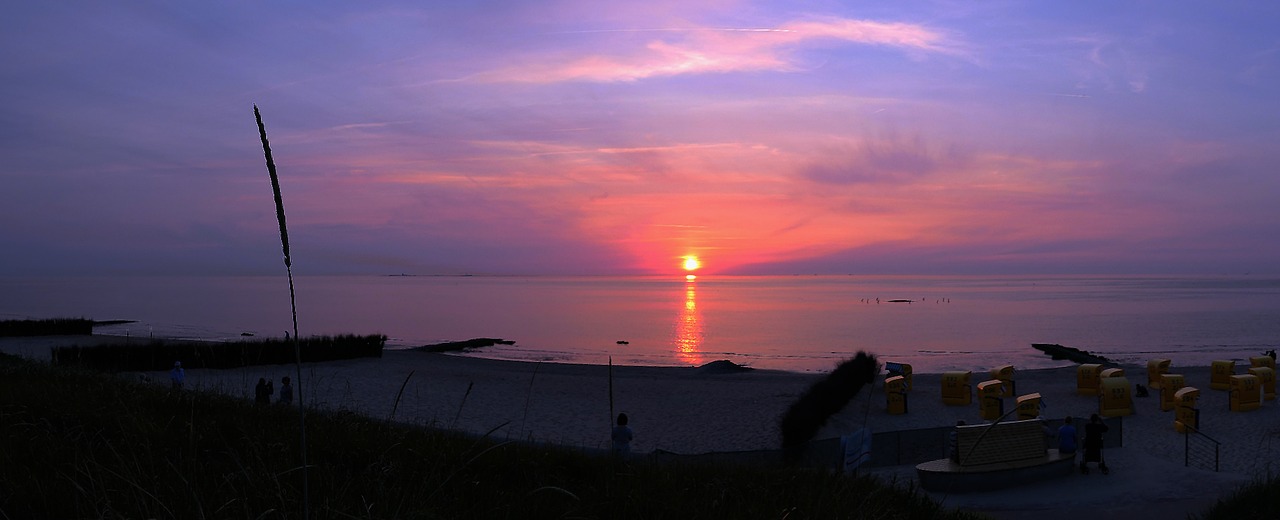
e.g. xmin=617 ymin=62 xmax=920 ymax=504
xmin=682 ymin=255 xmax=701 ymax=271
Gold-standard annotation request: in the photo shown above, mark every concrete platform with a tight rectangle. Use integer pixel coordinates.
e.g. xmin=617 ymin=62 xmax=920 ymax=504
xmin=916 ymin=450 xmax=1076 ymax=493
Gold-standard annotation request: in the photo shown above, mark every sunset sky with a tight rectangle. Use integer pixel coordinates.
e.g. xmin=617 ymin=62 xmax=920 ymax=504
xmin=3 ymin=2 xmax=1278 ymax=276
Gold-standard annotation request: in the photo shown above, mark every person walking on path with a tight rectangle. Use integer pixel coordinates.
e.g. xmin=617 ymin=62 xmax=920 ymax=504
xmin=611 ymin=413 xmax=633 ymax=457
xmin=169 ymin=361 xmax=185 ymax=391
xmin=278 ymin=376 xmax=293 ymax=405
xmin=1081 ymin=414 xmax=1110 ymax=474
xmin=1057 ymin=416 xmax=1078 ymax=458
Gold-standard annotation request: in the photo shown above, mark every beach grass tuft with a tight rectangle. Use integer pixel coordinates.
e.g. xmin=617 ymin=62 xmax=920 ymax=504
xmin=254 ymin=104 xmax=311 ymax=517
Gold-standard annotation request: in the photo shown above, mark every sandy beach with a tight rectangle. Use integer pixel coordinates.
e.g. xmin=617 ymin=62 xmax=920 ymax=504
xmin=5 ymin=335 xmax=1277 ymax=518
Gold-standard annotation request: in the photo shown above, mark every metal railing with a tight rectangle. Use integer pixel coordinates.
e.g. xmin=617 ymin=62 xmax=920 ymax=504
xmin=1183 ymin=421 xmax=1221 ymax=472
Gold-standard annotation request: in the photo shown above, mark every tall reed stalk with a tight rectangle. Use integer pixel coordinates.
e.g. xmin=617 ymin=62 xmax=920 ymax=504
xmin=388 ymin=370 xmax=414 ymax=423
xmin=254 ymin=105 xmax=309 ymax=519
xmin=519 ymin=362 xmax=540 ymax=438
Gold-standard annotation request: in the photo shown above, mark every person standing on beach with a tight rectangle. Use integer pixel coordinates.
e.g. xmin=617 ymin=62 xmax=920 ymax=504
xmin=611 ymin=413 xmax=633 ymax=456
xmin=1081 ymin=414 xmax=1109 ymax=474
xmin=1058 ymin=416 xmax=1078 ymax=458
xmin=279 ymin=376 xmax=293 ymax=405
xmin=169 ymin=361 xmax=185 ymax=391
xmin=254 ymin=378 xmax=271 ymax=405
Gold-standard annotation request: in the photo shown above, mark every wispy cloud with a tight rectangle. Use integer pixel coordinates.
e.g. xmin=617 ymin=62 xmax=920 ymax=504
xmin=800 ymin=134 xmax=950 ymax=185
xmin=1071 ymin=34 xmax=1152 ymax=94
xmin=327 ymin=121 xmax=414 ymax=131
xmin=468 ymin=17 xmax=962 ymax=83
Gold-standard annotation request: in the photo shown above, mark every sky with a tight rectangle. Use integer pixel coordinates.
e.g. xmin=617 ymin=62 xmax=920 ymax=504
xmin=3 ymin=1 xmax=1279 ymax=276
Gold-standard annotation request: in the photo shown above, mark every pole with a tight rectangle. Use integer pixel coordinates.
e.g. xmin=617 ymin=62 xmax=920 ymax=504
xmin=608 ymin=356 xmax=615 ymax=427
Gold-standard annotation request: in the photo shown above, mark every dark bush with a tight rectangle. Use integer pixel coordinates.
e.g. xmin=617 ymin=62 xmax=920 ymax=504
xmin=51 ymin=334 xmax=386 ymax=371
xmin=0 ymin=318 xmax=94 ymax=336
xmin=779 ymin=352 xmax=878 ymax=451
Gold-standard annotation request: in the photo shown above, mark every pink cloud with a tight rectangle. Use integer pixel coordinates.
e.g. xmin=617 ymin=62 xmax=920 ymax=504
xmin=266 ymin=103 xmax=1202 ymax=275
xmin=561 ymin=141 xmax=1178 ymax=273
xmin=776 ymin=17 xmax=958 ymax=52
xmin=469 ymin=17 xmax=960 ymax=83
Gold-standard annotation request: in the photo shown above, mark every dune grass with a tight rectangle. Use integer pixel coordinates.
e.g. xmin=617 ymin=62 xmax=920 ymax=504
xmin=48 ymin=334 xmax=386 ymax=371
xmin=1198 ymin=477 xmax=1280 ymax=520
xmin=0 ymin=317 xmax=94 ymax=336
xmin=0 ymin=352 xmax=991 ymax=519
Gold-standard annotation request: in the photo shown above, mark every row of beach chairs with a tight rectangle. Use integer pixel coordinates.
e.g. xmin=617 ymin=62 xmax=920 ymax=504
xmin=883 ymin=356 xmax=1276 ymax=428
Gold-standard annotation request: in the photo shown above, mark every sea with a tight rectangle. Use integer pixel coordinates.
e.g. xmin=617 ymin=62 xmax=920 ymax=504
xmin=2 ymin=274 xmax=1278 ymax=374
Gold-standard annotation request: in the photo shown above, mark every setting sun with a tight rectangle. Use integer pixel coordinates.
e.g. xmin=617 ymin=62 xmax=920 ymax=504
xmin=682 ymin=255 xmax=701 ymax=271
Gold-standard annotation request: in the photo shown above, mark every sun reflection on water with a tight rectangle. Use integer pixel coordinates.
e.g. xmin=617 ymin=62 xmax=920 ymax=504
xmin=675 ymin=278 xmax=704 ymax=365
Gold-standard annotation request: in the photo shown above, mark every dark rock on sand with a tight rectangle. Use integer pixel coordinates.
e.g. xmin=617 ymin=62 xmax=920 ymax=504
xmin=1032 ymin=343 xmax=1116 ymax=366
xmin=415 ymin=338 xmax=513 ymax=353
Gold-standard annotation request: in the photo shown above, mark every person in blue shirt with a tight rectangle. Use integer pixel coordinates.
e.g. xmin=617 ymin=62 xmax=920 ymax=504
xmin=1057 ymin=415 xmax=1078 ymax=457
xmin=169 ymin=361 xmax=185 ymax=391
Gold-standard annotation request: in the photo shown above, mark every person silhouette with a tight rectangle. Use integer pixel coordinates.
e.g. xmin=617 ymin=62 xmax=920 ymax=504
xmin=611 ymin=413 xmax=633 ymax=457
xmin=1057 ymin=416 xmax=1078 ymax=457
xmin=254 ymin=378 xmax=271 ymax=405
xmin=1081 ymin=414 xmax=1110 ymax=474
xmin=279 ymin=376 xmax=293 ymax=405
xmin=169 ymin=361 xmax=185 ymax=391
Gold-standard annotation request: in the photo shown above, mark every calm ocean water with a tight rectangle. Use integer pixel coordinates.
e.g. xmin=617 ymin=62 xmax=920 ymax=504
xmin=2 ymin=275 xmax=1278 ymax=373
